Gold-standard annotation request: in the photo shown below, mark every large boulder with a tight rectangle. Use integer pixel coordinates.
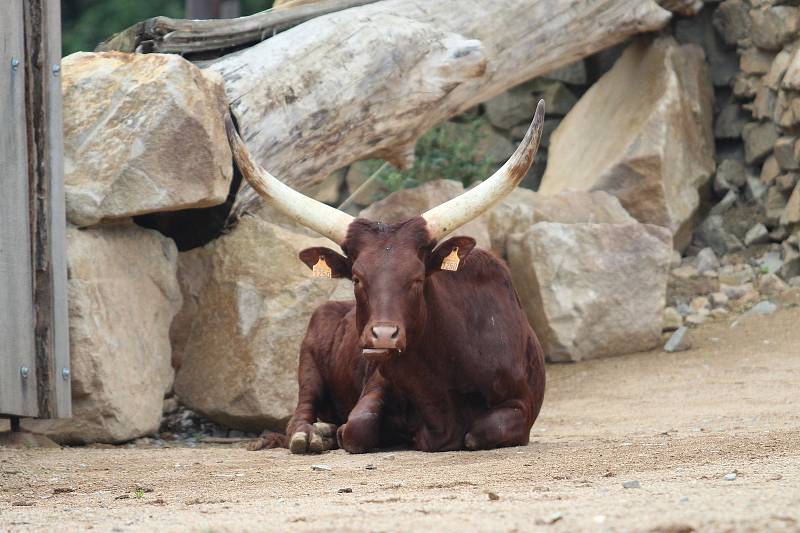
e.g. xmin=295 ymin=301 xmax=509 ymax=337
xmin=488 ymin=188 xmax=635 ymax=257
xmin=172 ymin=207 xmax=342 ymax=431
xmin=508 ymin=222 xmax=672 ymax=362
xmin=538 ymin=37 xmax=715 ymax=251
xmin=24 ymin=224 xmax=181 ymax=443
xmin=360 ymin=180 xmax=491 ymax=249
xmin=63 ymin=52 xmax=233 ymax=227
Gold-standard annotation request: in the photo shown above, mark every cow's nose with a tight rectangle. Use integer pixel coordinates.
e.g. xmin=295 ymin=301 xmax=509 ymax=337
xmin=371 ymin=325 xmax=399 ymax=342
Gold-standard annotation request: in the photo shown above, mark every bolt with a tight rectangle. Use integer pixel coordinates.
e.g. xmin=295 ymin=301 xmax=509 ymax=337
xmin=11 ymin=57 xmax=19 ymax=71
xmin=51 ymin=64 xmax=60 ymax=75
xmin=62 ymin=367 xmax=70 ymax=380
xmin=20 ymin=366 xmax=29 ymax=379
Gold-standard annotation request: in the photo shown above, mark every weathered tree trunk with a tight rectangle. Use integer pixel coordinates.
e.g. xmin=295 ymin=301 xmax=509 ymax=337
xmin=208 ymin=0 xmax=670 ymax=221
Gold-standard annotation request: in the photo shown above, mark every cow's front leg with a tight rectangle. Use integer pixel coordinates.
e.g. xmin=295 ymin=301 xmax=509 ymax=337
xmin=285 ymin=353 xmax=339 ymax=454
xmin=464 ymin=400 xmax=531 ymax=451
xmin=337 ymin=372 xmax=387 ymax=454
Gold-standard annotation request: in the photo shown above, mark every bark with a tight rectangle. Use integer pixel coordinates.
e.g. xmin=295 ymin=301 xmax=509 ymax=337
xmin=95 ymin=0 xmax=379 ymax=55
xmin=209 ymin=0 xmax=671 ymax=221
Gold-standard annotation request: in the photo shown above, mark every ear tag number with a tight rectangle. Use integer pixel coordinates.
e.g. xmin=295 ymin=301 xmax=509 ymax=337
xmin=441 ymin=247 xmax=460 ymax=271
xmin=312 ymin=257 xmax=332 ymax=278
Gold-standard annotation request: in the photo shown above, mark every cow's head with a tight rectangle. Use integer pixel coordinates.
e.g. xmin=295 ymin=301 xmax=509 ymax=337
xmin=225 ymin=101 xmax=545 ymax=362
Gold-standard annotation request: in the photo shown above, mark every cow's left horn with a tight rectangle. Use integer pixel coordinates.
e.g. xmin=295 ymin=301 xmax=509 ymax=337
xmin=422 ymin=99 xmax=545 ymax=241
xmin=225 ymin=113 xmax=354 ymax=246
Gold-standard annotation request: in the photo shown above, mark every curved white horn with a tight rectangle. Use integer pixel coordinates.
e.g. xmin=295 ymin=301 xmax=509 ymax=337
xmin=225 ymin=114 xmax=354 ymax=245
xmin=422 ymin=100 xmax=546 ymax=241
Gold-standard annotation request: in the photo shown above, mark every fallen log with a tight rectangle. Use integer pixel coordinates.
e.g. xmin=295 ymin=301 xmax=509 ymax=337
xmin=207 ymin=0 xmax=671 ymax=221
xmin=95 ymin=0 xmax=380 ymax=55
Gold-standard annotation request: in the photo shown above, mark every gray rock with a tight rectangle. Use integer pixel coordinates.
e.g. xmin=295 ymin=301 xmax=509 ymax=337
xmin=788 ymin=276 xmax=800 ymax=288
xmin=764 ymin=187 xmax=788 ymax=226
xmin=776 ymin=173 xmax=799 ymax=193
xmin=750 ymin=6 xmax=800 ymax=51
xmin=675 ymin=8 xmax=738 ymax=87
xmin=484 ymin=82 xmax=539 ymax=129
xmin=742 ymin=122 xmax=779 ymax=164
xmin=740 ymin=48 xmax=776 ymax=75
xmin=540 ymin=37 xmax=715 ymax=252
xmin=710 ymin=189 xmax=739 ymax=216
xmin=532 ymin=80 xmax=578 ymax=117
xmin=713 ymin=0 xmax=751 ymax=46
xmin=622 ymin=480 xmax=642 ymax=489
xmin=758 ymin=273 xmax=788 ymax=296
xmin=696 ymin=215 xmax=744 ymax=255
xmin=715 ymin=159 xmax=747 ymax=194
xmin=714 ymin=100 xmax=748 ymax=140
xmin=664 ymin=326 xmax=690 ymax=353
xmin=746 ymin=177 xmax=767 ymax=202
xmin=23 ymin=225 xmax=181 ymax=444
xmin=508 ymin=222 xmax=672 ymax=362
xmin=743 ymin=300 xmax=778 ymax=317
xmin=724 ymin=472 xmax=737 ymax=481
xmin=62 ymin=52 xmax=233 ymax=227
xmin=696 ymin=247 xmax=720 ymax=273
xmin=781 ymin=182 xmax=800 ymax=226
xmin=744 ymin=223 xmax=770 ymax=246
xmin=764 ymin=49 xmax=792 ymax=90
xmin=759 ymin=251 xmax=784 ymax=274
xmin=760 ymin=156 xmax=781 ymax=186
xmin=487 ymin=188 xmax=633 ymax=258
xmin=752 ymin=85 xmax=777 ymax=121
xmin=542 ymin=59 xmax=587 ymax=86
xmin=773 ymin=137 xmax=799 ymax=170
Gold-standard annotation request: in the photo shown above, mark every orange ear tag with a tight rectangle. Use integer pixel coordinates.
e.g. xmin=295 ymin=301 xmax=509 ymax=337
xmin=441 ymin=247 xmax=460 ymax=271
xmin=312 ymin=257 xmax=332 ymax=278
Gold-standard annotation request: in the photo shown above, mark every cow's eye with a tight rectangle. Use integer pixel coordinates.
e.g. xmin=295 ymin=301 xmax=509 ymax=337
xmin=353 ymin=276 xmax=361 ymax=285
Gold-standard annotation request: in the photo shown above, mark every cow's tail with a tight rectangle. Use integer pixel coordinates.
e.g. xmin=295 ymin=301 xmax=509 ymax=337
xmin=246 ymin=431 xmax=288 ymax=451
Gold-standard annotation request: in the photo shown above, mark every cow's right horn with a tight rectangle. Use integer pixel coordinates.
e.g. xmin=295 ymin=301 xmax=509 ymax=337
xmin=422 ymin=100 xmax=545 ymax=242
xmin=225 ymin=113 xmax=354 ymax=246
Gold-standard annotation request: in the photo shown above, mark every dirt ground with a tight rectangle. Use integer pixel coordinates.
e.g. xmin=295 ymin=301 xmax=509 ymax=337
xmin=2 ymin=305 xmax=800 ymax=533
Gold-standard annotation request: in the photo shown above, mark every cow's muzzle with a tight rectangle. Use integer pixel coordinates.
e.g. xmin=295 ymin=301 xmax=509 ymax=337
xmin=362 ymin=322 xmax=405 ymax=361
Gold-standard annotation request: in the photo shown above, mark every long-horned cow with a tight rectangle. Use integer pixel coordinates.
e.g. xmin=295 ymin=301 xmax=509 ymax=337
xmin=225 ymin=101 xmax=546 ymax=453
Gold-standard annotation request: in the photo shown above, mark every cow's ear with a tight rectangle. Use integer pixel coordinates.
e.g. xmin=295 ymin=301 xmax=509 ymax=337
xmin=427 ymin=236 xmax=476 ymax=275
xmin=299 ymin=247 xmax=352 ymax=279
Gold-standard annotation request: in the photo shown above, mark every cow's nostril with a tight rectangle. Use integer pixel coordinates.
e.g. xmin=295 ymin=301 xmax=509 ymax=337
xmin=371 ymin=325 xmax=399 ymax=341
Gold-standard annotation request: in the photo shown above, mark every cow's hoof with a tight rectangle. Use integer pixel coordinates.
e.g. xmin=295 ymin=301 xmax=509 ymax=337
xmin=313 ymin=422 xmax=337 ymax=438
xmin=290 ymin=431 xmax=310 ymax=454
xmin=464 ymin=433 xmax=478 ymax=450
xmin=308 ymin=431 xmax=325 ymax=453
xmin=246 ymin=437 xmax=269 ymax=451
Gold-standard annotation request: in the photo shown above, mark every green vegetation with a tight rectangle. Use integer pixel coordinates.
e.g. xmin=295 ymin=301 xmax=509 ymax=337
xmin=364 ymin=118 xmax=494 ymax=195
xmin=61 ymin=0 xmax=274 ymax=55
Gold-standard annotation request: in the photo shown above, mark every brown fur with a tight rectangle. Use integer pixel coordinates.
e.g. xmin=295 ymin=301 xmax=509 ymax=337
xmin=273 ymin=216 xmax=545 ymax=453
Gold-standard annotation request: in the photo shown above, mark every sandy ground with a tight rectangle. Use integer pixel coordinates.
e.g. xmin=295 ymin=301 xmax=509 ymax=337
xmin=2 ymin=304 xmax=800 ymax=532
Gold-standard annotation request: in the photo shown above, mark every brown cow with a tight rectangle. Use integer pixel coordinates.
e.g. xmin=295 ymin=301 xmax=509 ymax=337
xmin=225 ymin=101 xmax=546 ymax=454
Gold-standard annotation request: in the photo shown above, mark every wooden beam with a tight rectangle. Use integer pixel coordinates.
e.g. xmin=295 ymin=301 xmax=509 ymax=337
xmin=23 ymin=0 xmax=71 ymax=419
xmin=95 ymin=0 xmax=380 ymax=56
xmin=0 ymin=0 xmax=37 ymax=418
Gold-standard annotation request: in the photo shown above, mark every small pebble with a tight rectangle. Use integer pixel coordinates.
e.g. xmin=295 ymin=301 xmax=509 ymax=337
xmin=724 ymin=473 xmax=737 ymax=481
xmin=311 ymin=464 xmax=331 ymax=471
xmin=622 ymin=480 xmax=641 ymax=489
xmin=365 ymin=464 xmax=377 ymax=470
xmin=338 ymin=487 xmax=353 ymax=493
xmin=664 ymin=327 xmax=690 ymax=353
xmin=487 ymin=491 xmax=500 ymax=501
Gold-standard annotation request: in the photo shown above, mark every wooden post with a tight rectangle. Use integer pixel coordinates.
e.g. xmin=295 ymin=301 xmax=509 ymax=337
xmin=0 ymin=0 xmax=70 ymax=420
